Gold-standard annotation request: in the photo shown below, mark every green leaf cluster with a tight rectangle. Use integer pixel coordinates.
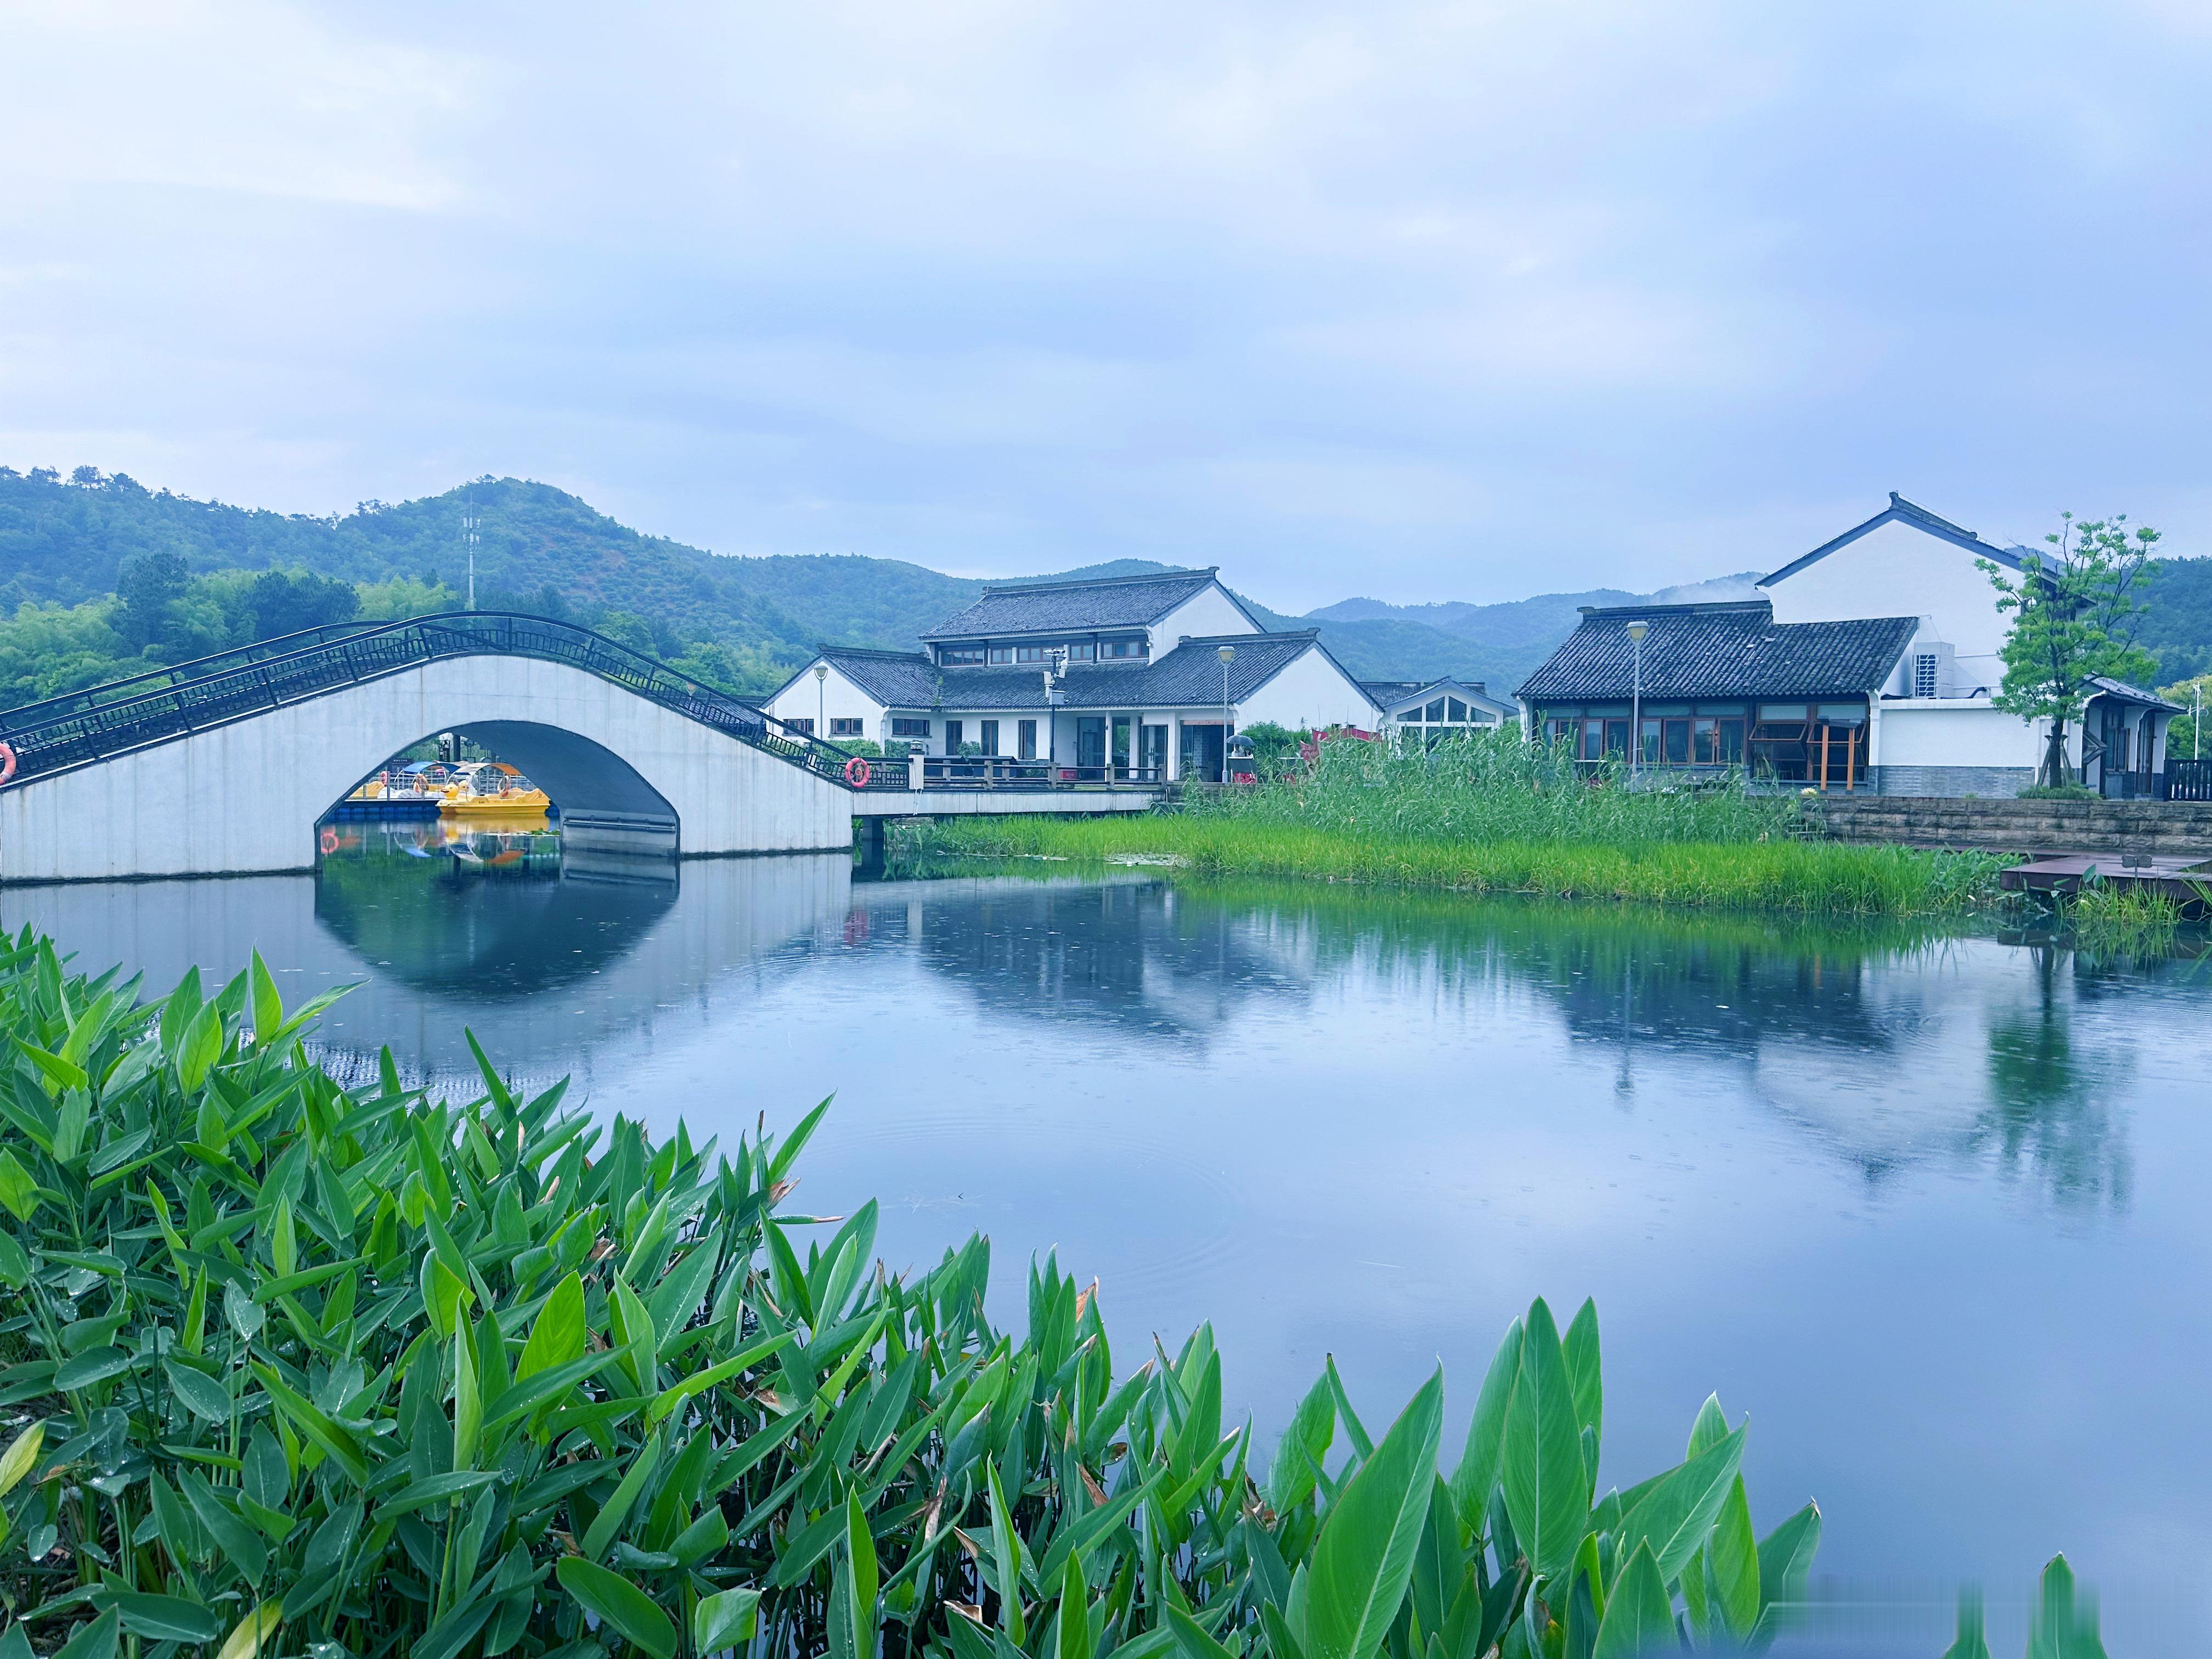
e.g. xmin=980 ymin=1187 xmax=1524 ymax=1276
xmin=0 ymin=928 xmax=1823 ymax=1659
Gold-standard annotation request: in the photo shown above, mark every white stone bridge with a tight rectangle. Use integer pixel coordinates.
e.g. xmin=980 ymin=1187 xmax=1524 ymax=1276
xmin=0 ymin=613 xmax=1159 ymax=885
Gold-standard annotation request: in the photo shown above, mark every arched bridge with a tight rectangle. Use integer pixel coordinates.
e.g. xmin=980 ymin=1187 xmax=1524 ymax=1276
xmin=0 ymin=613 xmax=1160 ymax=885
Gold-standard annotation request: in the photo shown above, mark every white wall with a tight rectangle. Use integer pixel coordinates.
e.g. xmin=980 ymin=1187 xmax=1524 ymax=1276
xmin=2 ymin=655 xmax=854 ymax=883
xmin=761 ymin=661 xmax=890 ymax=738
xmin=1875 ymin=703 xmax=2045 ymax=769
xmin=1762 ymin=519 xmax=2014 ymax=692
xmin=1236 ymin=648 xmax=1377 ymax=731
xmin=1151 ymin=584 xmax=1262 ymax=651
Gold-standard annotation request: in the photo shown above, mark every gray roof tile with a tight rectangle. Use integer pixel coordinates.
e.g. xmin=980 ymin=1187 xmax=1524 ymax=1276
xmin=823 ymin=631 xmax=1355 ymax=711
xmin=920 ymin=568 xmax=1227 ymax=640
xmin=1517 ymin=601 xmax=1917 ymax=702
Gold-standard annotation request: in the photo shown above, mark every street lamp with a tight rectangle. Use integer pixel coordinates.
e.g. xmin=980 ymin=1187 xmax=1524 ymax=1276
xmin=812 ymin=662 xmax=827 ymax=740
xmin=1216 ymin=645 xmax=1237 ymax=782
xmin=1624 ymin=619 xmax=1649 ymax=784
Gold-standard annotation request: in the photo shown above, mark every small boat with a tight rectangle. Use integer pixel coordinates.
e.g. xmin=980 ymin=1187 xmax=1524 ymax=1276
xmin=438 ymin=761 xmax=554 ymax=820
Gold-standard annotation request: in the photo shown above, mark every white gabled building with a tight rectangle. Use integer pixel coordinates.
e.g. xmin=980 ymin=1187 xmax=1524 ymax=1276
xmin=762 ymin=567 xmax=1378 ymax=781
xmin=1517 ymin=493 xmax=2180 ymax=797
xmin=1361 ymin=678 xmax=1517 ymax=744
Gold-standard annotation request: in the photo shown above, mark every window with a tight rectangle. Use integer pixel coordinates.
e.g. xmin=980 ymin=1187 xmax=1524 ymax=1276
xmin=1065 ymin=642 xmax=1096 ymax=662
xmin=1604 ymin=719 xmax=1629 ymax=758
xmin=1914 ymin=653 xmax=1939 ymax=698
xmin=891 ymin=718 xmax=931 ymax=738
xmin=1579 ymin=721 xmax=1604 ymax=761
xmin=787 ymin=718 xmax=815 ymax=736
xmin=980 ymin=720 xmax=1000 ymax=756
xmin=1663 ymin=719 xmax=1691 ymax=764
xmin=830 ymin=718 xmax=863 ymax=737
xmin=945 ymin=720 xmax=964 ymax=752
xmin=1424 ymin=698 xmax=1446 ymax=721
xmin=1017 ymin=719 xmax=1037 ymax=760
xmin=940 ymin=646 xmax=986 ymax=665
xmin=1102 ymin=639 xmax=1146 ymax=659
xmin=988 ymin=646 xmax=1013 ymax=664
xmin=1015 ymin=645 xmax=1056 ymax=664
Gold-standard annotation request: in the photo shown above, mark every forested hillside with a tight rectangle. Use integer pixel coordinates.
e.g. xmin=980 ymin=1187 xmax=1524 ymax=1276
xmin=5 ymin=464 xmax=2205 ymax=713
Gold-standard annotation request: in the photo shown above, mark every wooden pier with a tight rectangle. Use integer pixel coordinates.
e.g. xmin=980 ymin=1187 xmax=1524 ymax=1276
xmin=1999 ymin=851 xmax=2212 ymax=916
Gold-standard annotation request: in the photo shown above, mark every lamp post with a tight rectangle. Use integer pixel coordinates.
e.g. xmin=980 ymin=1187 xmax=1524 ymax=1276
xmin=1625 ymin=619 xmax=1649 ymax=784
xmin=1216 ymin=645 xmax=1237 ymax=782
xmin=812 ymin=662 xmax=827 ymax=740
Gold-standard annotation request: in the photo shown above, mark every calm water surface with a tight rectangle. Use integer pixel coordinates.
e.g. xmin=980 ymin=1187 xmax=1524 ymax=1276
xmin=13 ymin=832 xmax=2212 ymax=1654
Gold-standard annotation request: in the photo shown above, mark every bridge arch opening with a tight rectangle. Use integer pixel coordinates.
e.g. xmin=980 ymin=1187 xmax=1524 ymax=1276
xmin=329 ymin=719 xmax=681 ymax=853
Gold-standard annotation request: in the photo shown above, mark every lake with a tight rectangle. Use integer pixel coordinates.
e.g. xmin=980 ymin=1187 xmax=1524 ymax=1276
xmin=12 ymin=827 xmax=2212 ymax=1655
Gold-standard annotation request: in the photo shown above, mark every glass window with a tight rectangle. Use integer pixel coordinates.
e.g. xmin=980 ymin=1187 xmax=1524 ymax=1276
xmin=830 ymin=718 xmax=863 ymax=737
xmin=1604 ymin=719 xmax=1629 ymax=758
xmin=891 ymin=718 xmax=930 ymax=738
xmin=988 ymin=646 xmax=1012 ymax=664
xmin=1579 ymin=721 xmax=1604 ymax=761
xmin=980 ymin=720 xmax=999 ymax=756
xmin=1549 ymin=719 xmax=1573 ymax=747
xmin=1664 ymin=719 xmax=1690 ymax=764
xmin=1448 ymin=697 xmax=1468 ymax=722
xmin=1717 ymin=718 xmax=1745 ymax=763
xmin=945 ymin=721 xmax=964 ymax=751
xmin=1640 ymin=717 xmax=1661 ymax=764
xmin=1017 ymin=719 xmax=1037 ymax=760
xmin=1065 ymin=642 xmax=1096 ymax=662
xmin=940 ymin=646 xmax=985 ymax=665
xmin=1692 ymin=716 xmax=1719 ymax=764
xmin=788 ymin=718 xmax=815 ymax=736
xmin=1102 ymin=639 xmax=1146 ymax=659
xmin=1015 ymin=645 xmax=1053 ymax=664
xmin=1424 ymin=698 xmax=1446 ymax=721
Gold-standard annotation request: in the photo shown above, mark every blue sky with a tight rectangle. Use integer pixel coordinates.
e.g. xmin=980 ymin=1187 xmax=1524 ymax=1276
xmin=2 ymin=1 xmax=2207 ymax=611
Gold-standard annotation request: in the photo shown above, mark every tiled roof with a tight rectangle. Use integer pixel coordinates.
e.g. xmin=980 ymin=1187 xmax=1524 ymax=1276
xmin=1516 ymin=601 xmax=1917 ymax=702
xmin=2089 ymin=674 xmax=2185 ymax=713
xmin=820 ymin=647 xmax=941 ymax=709
xmin=821 ymin=632 xmax=1362 ymax=711
xmin=1364 ymin=677 xmax=1505 ymax=712
xmin=921 ymin=568 xmax=1228 ymax=640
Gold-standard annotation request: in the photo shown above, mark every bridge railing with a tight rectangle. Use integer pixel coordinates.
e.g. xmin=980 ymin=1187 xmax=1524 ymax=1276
xmin=0 ymin=612 xmax=869 ymax=791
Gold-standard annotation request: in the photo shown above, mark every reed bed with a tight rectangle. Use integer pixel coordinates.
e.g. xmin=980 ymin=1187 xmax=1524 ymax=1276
xmin=909 ymin=733 xmax=2011 ymax=916
xmin=915 ymin=816 xmax=2006 ymax=917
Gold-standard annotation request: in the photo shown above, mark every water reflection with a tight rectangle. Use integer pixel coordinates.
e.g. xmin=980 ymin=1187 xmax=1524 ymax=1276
xmin=11 ymin=855 xmax=2212 ymax=1652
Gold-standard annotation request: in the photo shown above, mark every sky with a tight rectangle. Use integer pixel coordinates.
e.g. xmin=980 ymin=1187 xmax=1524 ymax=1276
xmin=2 ymin=1 xmax=2209 ymax=613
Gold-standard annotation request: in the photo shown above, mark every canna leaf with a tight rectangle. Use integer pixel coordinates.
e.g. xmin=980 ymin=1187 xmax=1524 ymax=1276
xmin=517 ymin=1271 xmax=585 ymax=1379
xmin=1305 ymin=1368 xmax=1444 ymax=1659
xmin=53 ymin=1609 xmax=120 ymax=1659
xmin=1449 ymin=1316 xmax=1521 ymax=1532
xmin=109 ymin=1594 xmax=225 ymax=1644
xmin=695 ymin=1587 xmax=763 ymax=1654
xmin=1612 ymin=1420 xmax=1746 ymax=1589
xmin=0 ymin=1419 xmax=44 ymax=1497
xmin=1590 ymin=1543 xmax=1671 ymax=1659
xmin=1939 ymin=1588 xmax=1992 ymax=1659
xmin=1707 ymin=1475 xmax=1761 ymax=1639
xmin=216 ymin=1601 xmax=283 ymax=1659
xmin=556 ymin=1557 xmax=676 ymax=1659
xmin=1500 ymin=1299 xmax=1590 ymax=1582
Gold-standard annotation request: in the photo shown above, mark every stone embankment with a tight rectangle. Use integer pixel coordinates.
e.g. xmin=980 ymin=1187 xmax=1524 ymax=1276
xmin=1816 ymin=797 xmax=2212 ymax=857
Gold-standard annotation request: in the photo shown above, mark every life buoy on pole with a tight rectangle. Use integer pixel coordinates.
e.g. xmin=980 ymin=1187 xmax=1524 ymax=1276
xmin=319 ymin=827 xmax=340 ymax=856
xmin=0 ymin=742 xmax=15 ymax=784
xmin=843 ymin=756 xmax=872 ymax=788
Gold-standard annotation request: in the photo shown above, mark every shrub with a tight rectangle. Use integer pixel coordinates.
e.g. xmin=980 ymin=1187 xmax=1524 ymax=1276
xmin=0 ymin=932 xmax=1821 ymax=1659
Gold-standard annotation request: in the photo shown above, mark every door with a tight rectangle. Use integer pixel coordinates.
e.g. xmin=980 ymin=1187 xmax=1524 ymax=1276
xmin=1111 ymin=716 xmax=1133 ymax=779
xmin=1180 ymin=724 xmax=1224 ymax=782
xmin=1076 ymin=716 xmax=1107 ymax=779
xmin=1139 ymin=724 xmax=1167 ymax=779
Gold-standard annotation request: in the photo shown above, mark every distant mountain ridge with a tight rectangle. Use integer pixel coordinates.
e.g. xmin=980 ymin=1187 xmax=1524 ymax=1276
xmin=8 ymin=466 xmax=2203 ymax=696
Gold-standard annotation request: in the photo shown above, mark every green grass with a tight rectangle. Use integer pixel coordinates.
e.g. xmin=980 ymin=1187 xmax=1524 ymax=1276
xmin=898 ymin=732 xmax=2019 ymax=916
xmin=911 ymin=814 xmax=2008 ymax=917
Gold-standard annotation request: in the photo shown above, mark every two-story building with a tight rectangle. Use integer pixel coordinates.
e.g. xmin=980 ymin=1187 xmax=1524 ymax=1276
xmin=763 ymin=567 xmax=1378 ymax=781
xmin=1517 ymin=494 xmax=2180 ymax=795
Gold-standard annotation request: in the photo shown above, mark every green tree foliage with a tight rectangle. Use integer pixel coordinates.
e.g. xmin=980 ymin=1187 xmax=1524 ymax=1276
xmin=1980 ymin=515 xmax=2161 ymax=789
xmin=2158 ymin=672 xmax=2211 ymax=761
xmin=0 ymin=929 xmax=1831 ymax=1659
xmin=247 ymin=569 xmax=359 ymax=639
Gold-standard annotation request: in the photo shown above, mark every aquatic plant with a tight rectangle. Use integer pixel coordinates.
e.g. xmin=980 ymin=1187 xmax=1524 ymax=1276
xmin=0 ymin=929 xmax=1829 ymax=1659
xmin=905 ymin=815 xmax=2008 ymax=918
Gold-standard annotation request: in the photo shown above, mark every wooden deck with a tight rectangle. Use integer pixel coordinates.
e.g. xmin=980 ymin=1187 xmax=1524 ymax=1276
xmin=1999 ymin=850 xmax=2212 ymax=915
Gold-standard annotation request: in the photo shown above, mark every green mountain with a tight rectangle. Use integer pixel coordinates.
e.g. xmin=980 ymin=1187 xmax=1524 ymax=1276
xmin=4 ymin=465 xmax=2204 ymax=713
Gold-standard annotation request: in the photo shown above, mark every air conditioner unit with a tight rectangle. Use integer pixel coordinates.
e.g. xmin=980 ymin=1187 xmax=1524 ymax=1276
xmin=1910 ymin=641 xmax=1955 ymax=699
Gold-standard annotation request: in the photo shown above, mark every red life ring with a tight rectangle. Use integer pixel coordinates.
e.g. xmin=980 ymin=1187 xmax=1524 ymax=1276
xmin=843 ymin=756 xmax=872 ymax=788
xmin=319 ymin=827 xmax=340 ymax=855
xmin=0 ymin=742 xmax=15 ymax=783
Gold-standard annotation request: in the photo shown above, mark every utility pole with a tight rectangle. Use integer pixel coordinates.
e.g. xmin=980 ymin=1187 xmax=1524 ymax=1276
xmin=1626 ymin=619 xmax=1649 ymax=782
xmin=462 ymin=489 xmax=479 ymax=611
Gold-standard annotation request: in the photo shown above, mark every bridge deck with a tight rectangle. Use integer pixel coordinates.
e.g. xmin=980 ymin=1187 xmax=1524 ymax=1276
xmin=851 ymin=788 xmax=1160 ymax=816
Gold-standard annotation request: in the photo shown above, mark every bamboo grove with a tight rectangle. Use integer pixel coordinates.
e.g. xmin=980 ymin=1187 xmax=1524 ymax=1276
xmin=0 ymin=928 xmax=1828 ymax=1659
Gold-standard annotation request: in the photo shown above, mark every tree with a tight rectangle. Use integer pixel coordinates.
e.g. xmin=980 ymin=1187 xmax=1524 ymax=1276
xmin=114 ymin=550 xmax=190 ymax=653
xmin=248 ymin=568 xmax=359 ymax=640
xmin=1980 ymin=514 xmax=2161 ymax=789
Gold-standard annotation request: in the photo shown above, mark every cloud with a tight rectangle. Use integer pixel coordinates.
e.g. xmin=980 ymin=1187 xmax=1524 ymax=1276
xmin=1 ymin=0 xmax=2208 ymax=610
